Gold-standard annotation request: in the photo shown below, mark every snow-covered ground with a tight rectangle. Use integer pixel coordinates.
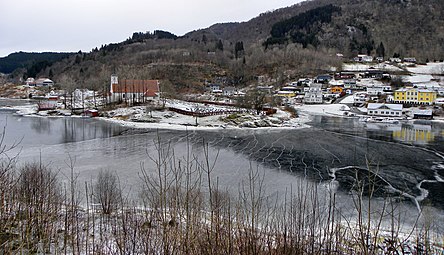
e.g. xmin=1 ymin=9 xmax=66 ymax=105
xmin=342 ymin=63 xmax=404 ymax=72
xmin=0 ymin=103 xmax=38 ymax=115
xmin=358 ymin=78 xmax=384 ymax=87
xmin=343 ymin=62 xmax=444 ymax=76
xmin=4 ymin=97 xmax=442 ymax=132
xmin=1 ymin=99 xmax=310 ymax=130
xmin=294 ymin=103 xmax=350 ymax=117
xmin=339 ymin=95 xmax=355 ymax=104
xmin=402 ymin=74 xmax=436 ymax=84
xmin=166 ymin=99 xmax=242 ymax=114
xmin=102 ymin=104 xmax=310 ymax=130
xmin=407 ymin=62 xmax=444 ymax=75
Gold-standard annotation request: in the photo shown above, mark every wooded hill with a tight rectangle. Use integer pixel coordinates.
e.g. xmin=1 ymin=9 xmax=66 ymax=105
xmin=191 ymin=0 xmax=444 ymax=60
xmin=0 ymin=52 xmax=73 ymax=76
xmin=7 ymin=0 xmax=444 ymax=94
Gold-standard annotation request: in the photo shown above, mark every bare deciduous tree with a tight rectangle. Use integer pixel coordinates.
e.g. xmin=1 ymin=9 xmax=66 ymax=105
xmin=93 ymin=169 xmax=121 ymax=215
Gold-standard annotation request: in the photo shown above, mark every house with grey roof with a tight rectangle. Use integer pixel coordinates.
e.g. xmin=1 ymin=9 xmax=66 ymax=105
xmin=304 ymin=84 xmax=323 ymax=104
xmin=367 ymin=103 xmax=403 ymax=117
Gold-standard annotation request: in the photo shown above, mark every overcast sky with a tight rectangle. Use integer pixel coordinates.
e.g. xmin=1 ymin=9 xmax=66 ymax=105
xmin=0 ymin=0 xmax=302 ymax=57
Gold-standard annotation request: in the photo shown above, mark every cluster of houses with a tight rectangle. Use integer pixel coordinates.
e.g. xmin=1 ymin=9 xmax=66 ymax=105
xmin=351 ymin=54 xmax=417 ymax=64
xmin=206 ymin=83 xmax=244 ymax=97
xmin=204 ymin=68 xmax=443 ymax=118
xmin=205 ymin=59 xmax=443 ymax=120
xmin=24 ymin=62 xmax=443 ymax=121
xmin=23 ymin=74 xmax=162 ymax=113
xmin=271 ymin=72 xmax=381 ymax=104
xmin=25 ymin=77 xmax=54 ymax=87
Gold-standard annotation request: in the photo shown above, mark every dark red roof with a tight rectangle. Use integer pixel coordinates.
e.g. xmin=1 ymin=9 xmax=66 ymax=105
xmin=112 ymin=80 xmax=159 ymax=96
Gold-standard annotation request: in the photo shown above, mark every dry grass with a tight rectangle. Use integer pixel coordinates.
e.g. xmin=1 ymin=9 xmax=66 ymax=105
xmin=0 ymin=135 xmax=443 ymax=254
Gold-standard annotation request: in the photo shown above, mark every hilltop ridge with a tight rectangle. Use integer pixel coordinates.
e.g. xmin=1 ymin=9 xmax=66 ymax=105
xmin=3 ymin=0 xmax=444 ymax=93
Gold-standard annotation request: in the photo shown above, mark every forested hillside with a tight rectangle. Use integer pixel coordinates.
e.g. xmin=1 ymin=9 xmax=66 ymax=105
xmin=194 ymin=0 xmax=444 ymax=61
xmin=0 ymin=52 xmax=73 ymax=75
xmin=5 ymin=0 xmax=444 ymax=93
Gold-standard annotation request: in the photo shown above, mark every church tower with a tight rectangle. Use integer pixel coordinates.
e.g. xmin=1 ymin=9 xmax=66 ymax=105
xmin=110 ymin=74 xmax=118 ymax=93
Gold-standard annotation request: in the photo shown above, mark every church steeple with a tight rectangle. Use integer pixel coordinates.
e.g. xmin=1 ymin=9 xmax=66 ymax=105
xmin=110 ymin=74 xmax=118 ymax=93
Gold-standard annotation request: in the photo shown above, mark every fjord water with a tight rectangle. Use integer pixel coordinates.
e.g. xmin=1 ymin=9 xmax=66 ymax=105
xmin=1 ymin=101 xmax=444 ymax=229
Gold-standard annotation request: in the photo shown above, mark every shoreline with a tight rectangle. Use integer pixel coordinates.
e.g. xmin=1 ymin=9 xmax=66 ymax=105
xmin=2 ymin=98 xmax=444 ymax=132
xmin=0 ymin=98 xmax=313 ymax=131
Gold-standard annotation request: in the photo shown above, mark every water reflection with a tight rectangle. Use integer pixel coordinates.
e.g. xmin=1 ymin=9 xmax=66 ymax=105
xmin=310 ymin=115 xmax=444 ymax=147
xmin=30 ymin=117 xmax=52 ymax=134
xmin=393 ymin=124 xmax=435 ymax=145
xmin=1 ymin=112 xmax=127 ymax=146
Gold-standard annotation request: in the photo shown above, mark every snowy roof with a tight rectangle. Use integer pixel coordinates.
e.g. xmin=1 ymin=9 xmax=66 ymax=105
xmin=281 ymin=86 xmax=298 ymax=90
xmin=417 ymin=89 xmax=436 ymax=93
xmin=413 ymin=109 xmax=432 ymax=115
xmin=35 ymin=78 xmax=52 ymax=83
xmin=367 ymin=103 xmax=403 ymax=111
xmin=396 ymin=87 xmax=438 ymax=93
xmin=277 ymin=91 xmax=295 ymax=94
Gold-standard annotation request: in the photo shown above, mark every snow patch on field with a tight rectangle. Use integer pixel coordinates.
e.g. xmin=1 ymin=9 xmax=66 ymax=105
xmin=339 ymin=95 xmax=354 ymax=104
xmin=295 ymin=104 xmax=350 ymax=116
xmin=407 ymin=62 xmax=444 ymax=74
xmin=403 ymin=74 xmax=435 ymax=83
xmin=343 ymin=63 xmax=403 ymax=72
xmin=1 ymin=103 xmax=38 ymax=115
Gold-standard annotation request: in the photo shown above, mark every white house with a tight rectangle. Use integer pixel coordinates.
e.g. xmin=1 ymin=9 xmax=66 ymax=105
xmin=25 ymin=77 xmax=35 ymax=86
xmin=35 ymin=78 xmax=54 ymax=87
xmin=208 ymin=84 xmax=221 ymax=92
xmin=223 ymin=86 xmax=236 ymax=96
xmin=404 ymin=57 xmax=417 ymax=63
xmin=367 ymin=103 xmax=403 ymax=117
xmin=73 ymin=89 xmax=95 ymax=102
xmin=304 ymin=84 xmax=323 ymax=104
xmin=355 ymin=55 xmax=373 ymax=62
xmin=389 ymin=58 xmax=402 ymax=63
xmin=344 ymin=79 xmax=357 ymax=89
xmin=366 ymin=85 xmax=391 ymax=96
xmin=353 ymin=92 xmax=369 ymax=105
xmin=257 ymin=85 xmax=274 ymax=94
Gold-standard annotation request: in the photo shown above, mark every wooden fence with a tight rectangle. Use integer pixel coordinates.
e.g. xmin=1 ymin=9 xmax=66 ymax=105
xmin=168 ymin=107 xmax=249 ymax=117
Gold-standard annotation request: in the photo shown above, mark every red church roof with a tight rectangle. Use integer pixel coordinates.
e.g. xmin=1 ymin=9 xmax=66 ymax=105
xmin=112 ymin=80 xmax=159 ymax=97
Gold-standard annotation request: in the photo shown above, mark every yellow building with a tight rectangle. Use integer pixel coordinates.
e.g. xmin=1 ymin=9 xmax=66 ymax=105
xmin=330 ymin=86 xmax=343 ymax=94
xmin=276 ymin=90 xmax=296 ymax=98
xmin=394 ymin=88 xmax=437 ymax=105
